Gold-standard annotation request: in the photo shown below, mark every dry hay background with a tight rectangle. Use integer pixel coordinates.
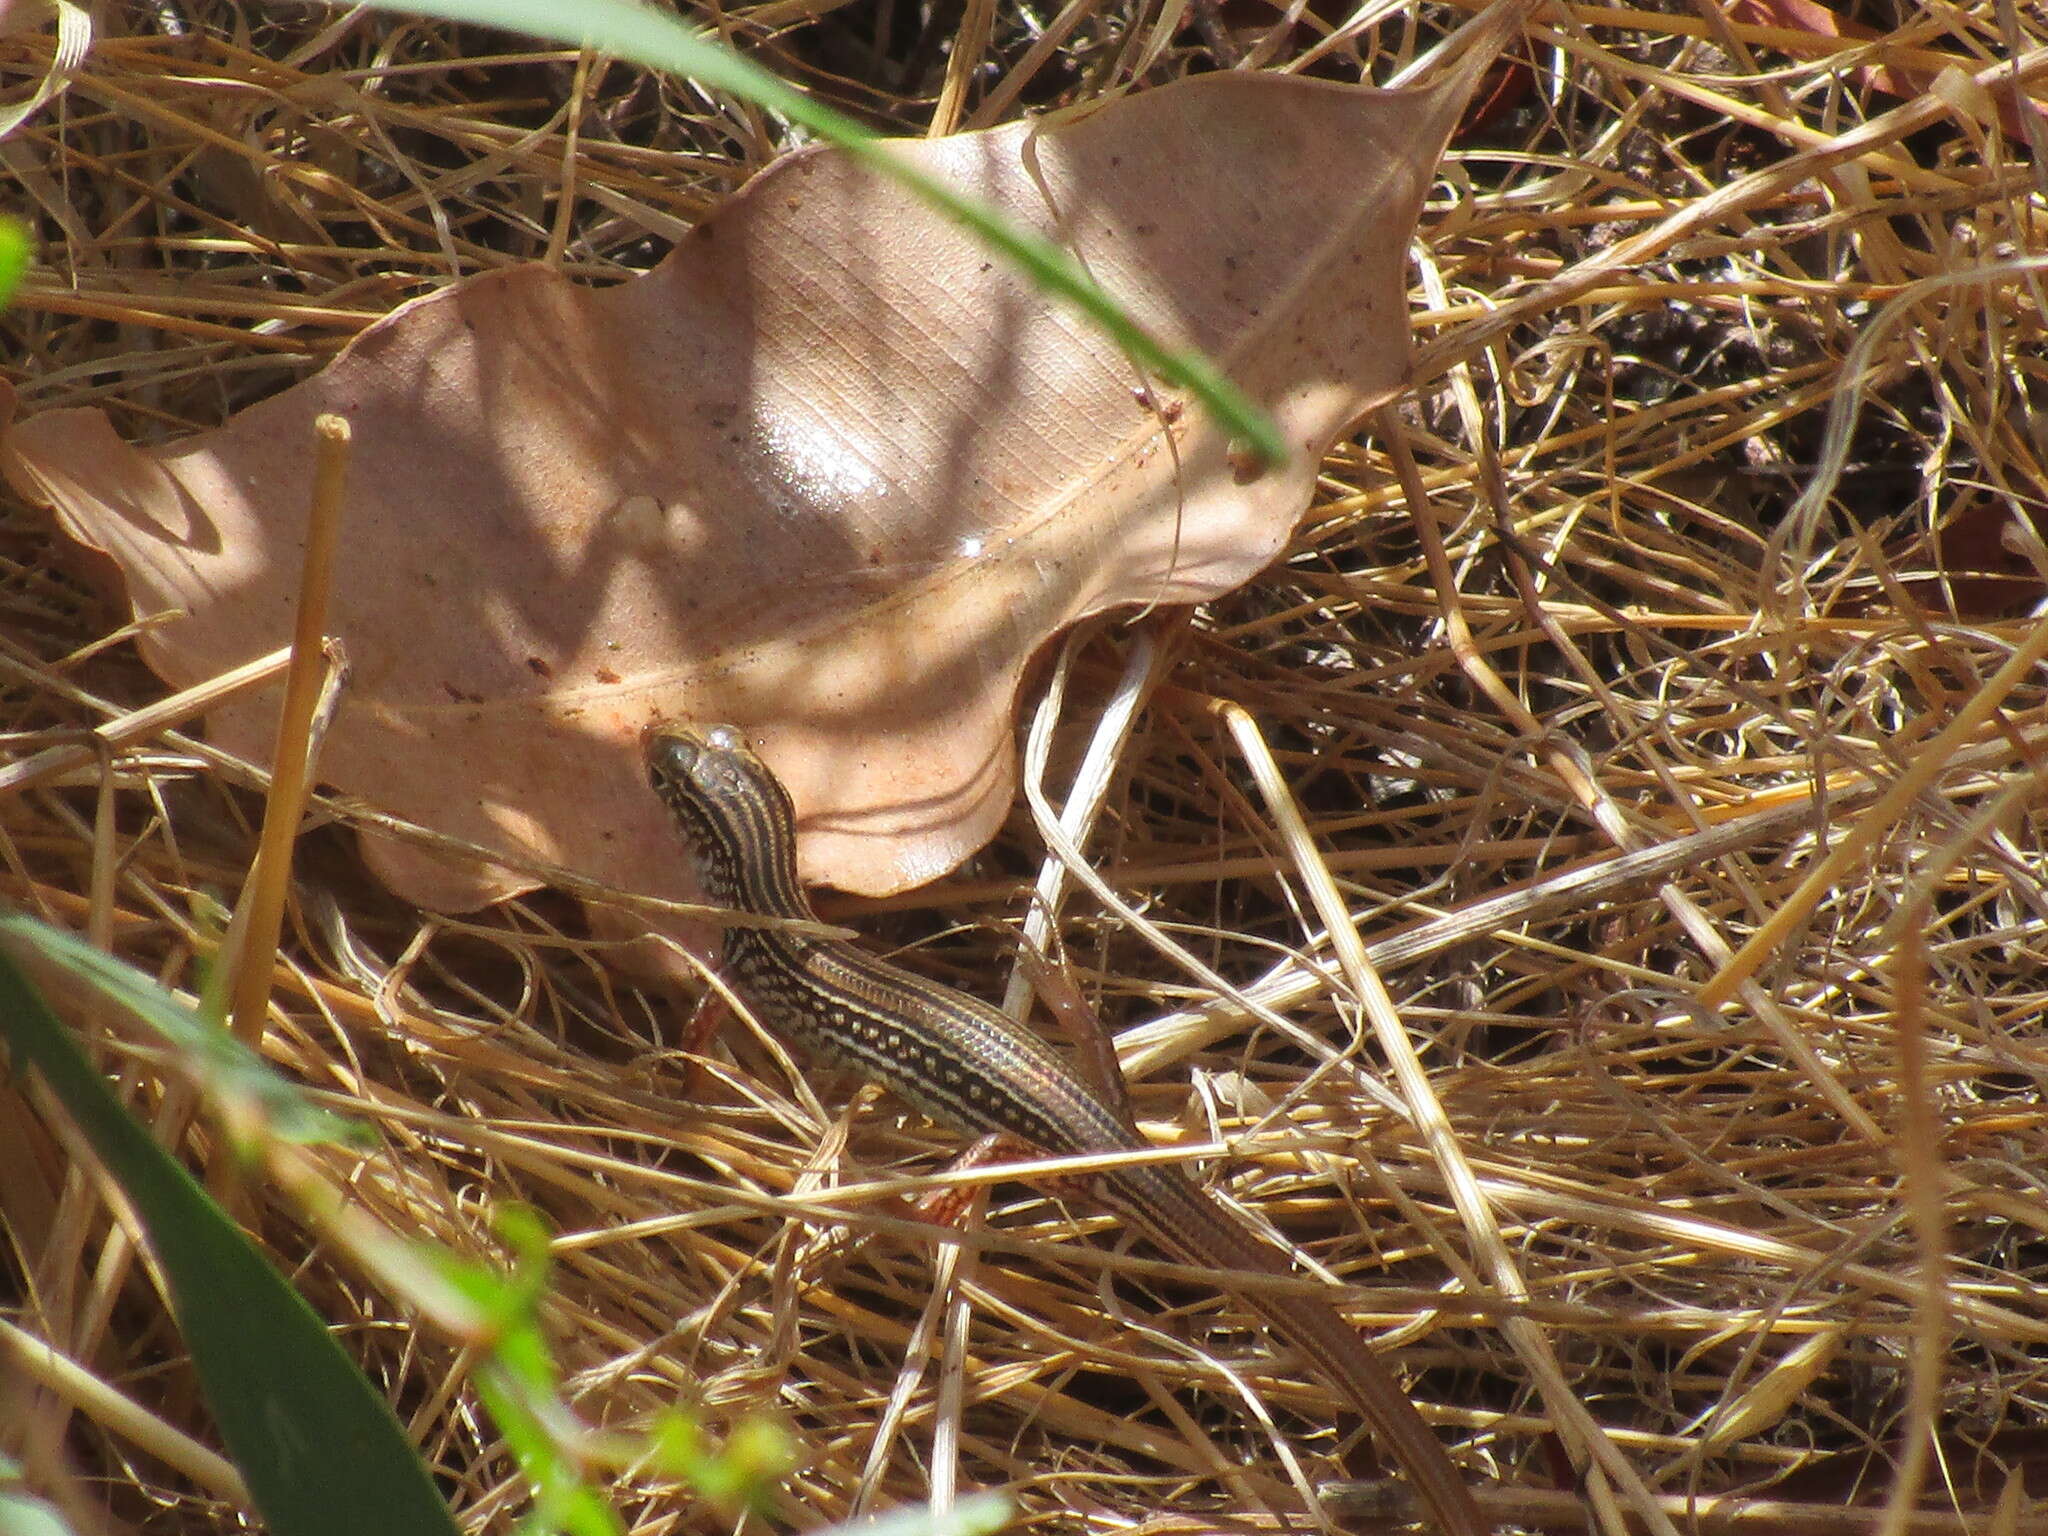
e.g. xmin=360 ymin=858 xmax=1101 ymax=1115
xmin=3 ymin=1 xmax=2048 ymax=1532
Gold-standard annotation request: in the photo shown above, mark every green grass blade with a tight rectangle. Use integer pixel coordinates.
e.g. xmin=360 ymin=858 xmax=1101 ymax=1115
xmin=0 ymin=927 xmax=459 ymax=1536
xmin=355 ymin=0 xmax=1286 ymax=467
xmin=0 ymin=217 xmax=29 ymax=312
xmin=3 ymin=914 xmax=364 ymax=1148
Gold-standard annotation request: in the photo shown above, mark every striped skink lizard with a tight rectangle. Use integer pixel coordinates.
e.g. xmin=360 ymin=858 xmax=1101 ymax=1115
xmin=647 ymin=723 xmax=1483 ymax=1535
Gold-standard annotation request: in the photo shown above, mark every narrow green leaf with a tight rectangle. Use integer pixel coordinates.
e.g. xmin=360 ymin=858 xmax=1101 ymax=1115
xmin=0 ymin=216 xmax=28 ymax=312
xmin=353 ymin=0 xmax=1286 ymax=467
xmin=0 ymin=914 xmax=363 ymax=1149
xmin=0 ymin=931 xmax=459 ymax=1536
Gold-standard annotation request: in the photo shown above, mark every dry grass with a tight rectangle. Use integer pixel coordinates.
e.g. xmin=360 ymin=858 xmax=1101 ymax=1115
xmin=5 ymin=1 xmax=2048 ymax=1532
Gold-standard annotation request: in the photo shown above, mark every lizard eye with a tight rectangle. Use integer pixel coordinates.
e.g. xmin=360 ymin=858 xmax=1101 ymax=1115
xmin=648 ymin=733 xmax=698 ymax=782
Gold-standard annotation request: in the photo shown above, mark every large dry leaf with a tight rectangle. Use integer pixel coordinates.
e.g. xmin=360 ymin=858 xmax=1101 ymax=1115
xmin=6 ymin=38 xmax=1505 ymax=918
